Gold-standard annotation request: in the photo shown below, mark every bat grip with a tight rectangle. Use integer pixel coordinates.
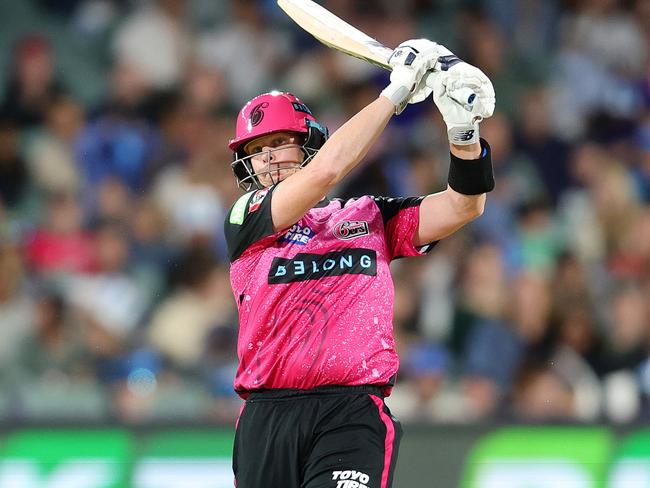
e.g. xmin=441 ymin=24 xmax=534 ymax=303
xmin=424 ymin=72 xmax=476 ymax=112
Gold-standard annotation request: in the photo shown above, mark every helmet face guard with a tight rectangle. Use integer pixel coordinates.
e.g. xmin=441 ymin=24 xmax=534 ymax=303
xmin=231 ymin=120 xmax=328 ymax=191
xmin=229 ymin=92 xmax=328 ymax=191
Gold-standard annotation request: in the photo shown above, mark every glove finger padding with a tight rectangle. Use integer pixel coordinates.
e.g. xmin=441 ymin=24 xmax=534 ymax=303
xmin=430 ymin=60 xmax=496 ymax=144
xmin=410 ymin=78 xmax=434 ymax=104
xmin=382 ymin=39 xmax=442 ymax=113
xmin=446 ymin=76 xmax=495 ymax=120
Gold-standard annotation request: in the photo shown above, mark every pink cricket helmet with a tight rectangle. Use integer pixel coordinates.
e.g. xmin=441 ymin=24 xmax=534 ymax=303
xmin=229 ymin=91 xmax=328 ymax=190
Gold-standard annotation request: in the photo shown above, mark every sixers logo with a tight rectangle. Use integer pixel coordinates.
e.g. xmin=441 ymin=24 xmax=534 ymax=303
xmin=333 ymin=220 xmax=369 ymax=240
xmin=249 ymin=102 xmax=269 ymax=127
xmin=248 ymin=188 xmax=269 ymax=213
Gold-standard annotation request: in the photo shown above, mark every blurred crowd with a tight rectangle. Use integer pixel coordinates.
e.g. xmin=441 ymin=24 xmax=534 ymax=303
xmin=0 ymin=0 xmax=649 ymax=425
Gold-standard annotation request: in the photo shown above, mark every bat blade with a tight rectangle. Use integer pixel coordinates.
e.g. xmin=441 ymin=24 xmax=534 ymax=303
xmin=277 ymin=0 xmax=393 ymax=69
xmin=277 ymin=0 xmax=478 ymax=111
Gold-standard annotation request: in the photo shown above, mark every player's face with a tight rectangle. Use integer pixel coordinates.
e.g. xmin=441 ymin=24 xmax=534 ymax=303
xmin=245 ymin=131 xmax=305 ymax=187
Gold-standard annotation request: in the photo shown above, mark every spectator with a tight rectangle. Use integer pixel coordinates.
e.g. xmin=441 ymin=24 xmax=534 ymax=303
xmin=457 ymin=244 xmax=515 ymax=420
xmin=596 ymin=282 xmax=647 ymax=377
xmin=197 ymin=0 xmax=293 ymax=99
xmin=387 ymin=342 xmax=450 ymax=422
xmin=146 ymin=247 xmax=234 ymax=371
xmin=203 ymin=325 xmax=240 ymax=423
xmin=128 ymin=197 xmax=174 ymax=307
xmin=550 ymin=0 xmax=647 ymax=139
xmin=0 ymin=246 xmax=34 ymax=373
xmin=93 ymin=178 xmax=132 ymax=225
xmin=75 ymin=62 xmax=162 ymax=196
xmin=515 ymin=199 xmax=563 ymax=274
xmin=112 ymin=0 xmax=192 ymax=90
xmin=153 ymin=107 xmax=225 ymax=247
xmin=25 ymin=94 xmax=84 ymax=194
xmin=23 ymin=192 xmax=96 ymax=277
xmin=0 ymin=35 xmax=64 ymax=129
xmin=514 ymin=86 xmax=572 ymax=206
xmin=549 ymin=304 xmax=603 ymax=421
xmin=69 ymin=221 xmax=147 ymax=359
xmin=14 ymin=292 xmax=90 ymax=381
xmin=0 ymin=115 xmax=30 ymax=211
xmin=511 ymin=361 xmax=575 ymax=421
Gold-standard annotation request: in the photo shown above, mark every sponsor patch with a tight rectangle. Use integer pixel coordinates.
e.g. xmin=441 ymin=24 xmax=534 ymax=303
xmin=229 ymin=191 xmax=255 ymax=225
xmin=333 ymin=220 xmax=369 ymax=240
xmin=279 ymin=223 xmax=314 ymax=245
xmin=332 ymin=470 xmax=370 ymax=488
xmin=248 ymin=188 xmax=269 ymax=213
xmin=268 ymin=249 xmax=376 ymax=284
xmin=292 ymin=102 xmax=312 ymax=115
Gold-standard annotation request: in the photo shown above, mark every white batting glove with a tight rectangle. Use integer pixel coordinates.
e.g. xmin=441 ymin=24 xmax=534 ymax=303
xmin=428 ymin=47 xmax=496 ymax=145
xmin=381 ymin=39 xmax=439 ymax=114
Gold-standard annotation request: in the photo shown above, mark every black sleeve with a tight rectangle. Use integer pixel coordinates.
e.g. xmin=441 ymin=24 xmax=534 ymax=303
xmin=369 ymin=196 xmax=425 ymax=227
xmin=224 ymin=186 xmax=277 ymax=262
xmin=370 ymin=195 xmax=438 ymax=258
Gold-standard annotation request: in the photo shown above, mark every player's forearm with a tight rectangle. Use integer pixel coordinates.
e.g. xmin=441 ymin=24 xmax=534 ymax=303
xmin=414 ymin=189 xmax=485 ymax=246
xmin=444 ymin=186 xmax=486 ymax=219
xmin=413 ymin=139 xmax=492 ymax=246
xmin=310 ymin=96 xmax=395 ymax=187
xmin=268 ymin=97 xmax=394 ymax=232
xmin=450 ymin=141 xmax=481 ymax=159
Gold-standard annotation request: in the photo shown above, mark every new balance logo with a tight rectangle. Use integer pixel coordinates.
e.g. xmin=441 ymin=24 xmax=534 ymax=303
xmin=332 ymin=470 xmax=370 ymax=488
xmin=455 ymin=129 xmax=475 ymax=142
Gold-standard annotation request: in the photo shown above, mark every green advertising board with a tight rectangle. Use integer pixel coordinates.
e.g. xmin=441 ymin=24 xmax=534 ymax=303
xmin=0 ymin=429 xmax=132 ymax=488
xmin=461 ymin=427 xmax=613 ymax=488
xmin=134 ymin=430 xmax=234 ymax=488
xmin=607 ymin=429 xmax=650 ymax=488
xmin=0 ymin=429 xmax=235 ymax=488
xmin=2 ymin=426 xmax=650 ymax=487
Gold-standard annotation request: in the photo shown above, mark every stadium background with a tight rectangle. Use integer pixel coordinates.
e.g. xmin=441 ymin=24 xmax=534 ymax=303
xmin=0 ymin=0 xmax=649 ymax=486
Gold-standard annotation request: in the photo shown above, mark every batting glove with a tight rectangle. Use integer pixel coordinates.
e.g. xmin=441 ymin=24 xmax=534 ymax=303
xmin=381 ymin=39 xmax=439 ymax=114
xmin=427 ymin=47 xmax=495 ymax=145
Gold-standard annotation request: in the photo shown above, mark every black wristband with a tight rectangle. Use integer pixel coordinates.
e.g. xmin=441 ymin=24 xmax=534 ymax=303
xmin=447 ymin=138 xmax=495 ymax=195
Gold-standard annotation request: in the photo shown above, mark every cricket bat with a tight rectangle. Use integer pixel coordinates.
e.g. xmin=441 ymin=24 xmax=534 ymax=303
xmin=277 ymin=0 xmax=475 ymax=109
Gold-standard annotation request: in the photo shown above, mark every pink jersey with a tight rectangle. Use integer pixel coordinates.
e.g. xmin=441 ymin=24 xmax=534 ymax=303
xmin=224 ymin=186 xmax=434 ymax=397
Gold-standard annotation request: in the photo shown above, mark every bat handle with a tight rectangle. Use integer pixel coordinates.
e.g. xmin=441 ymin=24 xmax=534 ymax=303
xmin=424 ymin=72 xmax=477 ymax=112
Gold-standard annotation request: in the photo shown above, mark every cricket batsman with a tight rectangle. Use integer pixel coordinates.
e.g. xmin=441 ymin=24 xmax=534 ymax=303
xmin=224 ymin=39 xmax=495 ymax=487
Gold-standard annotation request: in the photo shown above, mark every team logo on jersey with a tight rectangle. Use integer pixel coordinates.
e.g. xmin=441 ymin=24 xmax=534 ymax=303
xmin=268 ymin=249 xmax=376 ymax=284
xmin=279 ymin=223 xmax=314 ymax=245
xmin=331 ymin=470 xmax=370 ymax=488
xmin=248 ymin=188 xmax=269 ymax=213
xmin=333 ymin=220 xmax=369 ymax=240
xmin=249 ymin=102 xmax=269 ymax=127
